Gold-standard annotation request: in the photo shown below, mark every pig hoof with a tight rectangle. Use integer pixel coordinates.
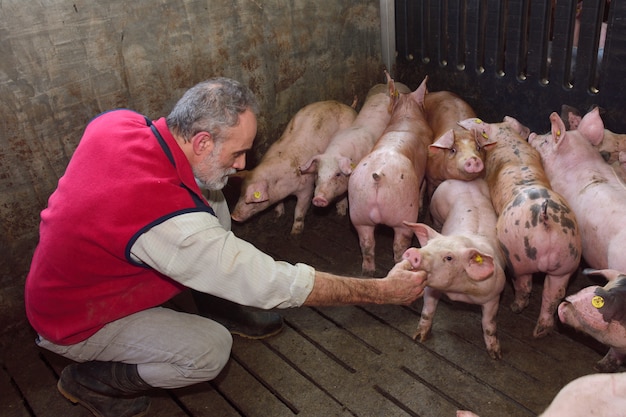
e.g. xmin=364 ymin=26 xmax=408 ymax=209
xmin=412 ymin=330 xmax=430 ymax=342
xmin=532 ymin=323 xmax=554 ymax=339
xmin=510 ymin=300 xmax=528 ymax=314
xmin=594 ymin=357 xmax=621 ymax=373
xmin=489 ymin=350 xmax=503 ymax=360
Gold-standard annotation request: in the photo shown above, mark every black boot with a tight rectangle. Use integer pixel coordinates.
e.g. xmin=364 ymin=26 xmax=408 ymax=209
xmin=191 ymin=290 xmax=284 ymax=339
xmin=57 ymin=361 xmax=152 ymax=417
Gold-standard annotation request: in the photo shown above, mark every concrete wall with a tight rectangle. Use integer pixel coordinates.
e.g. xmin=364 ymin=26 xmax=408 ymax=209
xmin=0 ymin=0 xmax=384 ymax=319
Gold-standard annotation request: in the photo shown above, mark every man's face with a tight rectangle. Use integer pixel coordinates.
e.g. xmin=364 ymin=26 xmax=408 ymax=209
xmin=193 ymin=109 xmax=256 ymax=190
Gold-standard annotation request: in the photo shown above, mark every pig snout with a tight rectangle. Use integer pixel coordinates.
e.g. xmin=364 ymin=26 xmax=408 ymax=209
xmin=312 ymin=195 xmax=329 ymax=207
xmin=402 ymin=248 xmax=422 ymax=270
xmin=464 ymin=156 xmax=484 ymax=174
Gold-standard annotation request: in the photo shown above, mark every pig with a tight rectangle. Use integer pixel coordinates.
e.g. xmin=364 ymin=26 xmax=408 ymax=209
xmin=456 ymin=371 xmax=626 ymax=417
xmin=561 ymin=104 xmax=626 ymax=165
xmin=348 ymin=77 xmax=433 ymax=276
xmin=458 ymin=117 xmax=582 ymax=338
xmin=299 ymin=71 xmax=411 ymax=215
xmin=558 ymin=268 xmax=626 ymax=372
xmin=528 ymin=108 xmax=626 ymax=273
xmin=231 ymin=100 xmax=357 ymax=234
xmin=424 ymin=91 xmax=487 ymax=194
xmin=402 ymin=179 xmax=506 ymax=359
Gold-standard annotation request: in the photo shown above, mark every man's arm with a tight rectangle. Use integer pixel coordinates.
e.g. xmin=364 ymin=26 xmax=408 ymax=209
xmin=303 ymin=260 xmax=427 ymax=306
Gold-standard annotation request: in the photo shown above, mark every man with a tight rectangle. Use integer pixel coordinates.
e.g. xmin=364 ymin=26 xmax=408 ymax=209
xmin=25 ymin=77 xmax=427 ymax=417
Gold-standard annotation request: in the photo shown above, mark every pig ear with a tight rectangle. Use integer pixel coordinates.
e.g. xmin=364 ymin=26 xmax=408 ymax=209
xmin=458 ymin=118 xmax=492 ymax=147
xmin=503 ymin=116 xmax=530 ymax=139
xmin=403 ymin=221 xmax=439 ymax=247
xmin=560 ymin=104 xmax=581 ymax=130
xmin=430 ymin=130 xmax=455 ymax=150
xmin=385 ymin=70 xmax=400 ymax=113
xmin=412 ymin=75 xmax=429 ymax=108
xmin=463 ymin=249 xmax=495 ymax=281
xmin=299 ymin=156 xmax=320 ymax=174
xmin=592 ymin=279 xmax=626 ymax=324
xmin=337 ymin=156 xmax=354 ymax=176
xmin=244 ymin=180 xmax=269 ymax=204
xmin=548 ymin=112 xmax=567 ymax=146
xmin=577 ymin=107 xmax=605 ymax=146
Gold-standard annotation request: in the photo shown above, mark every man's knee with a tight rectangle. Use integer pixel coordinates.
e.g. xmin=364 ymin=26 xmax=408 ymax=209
xmin=184 ymin=324 xmax=233 ymax=382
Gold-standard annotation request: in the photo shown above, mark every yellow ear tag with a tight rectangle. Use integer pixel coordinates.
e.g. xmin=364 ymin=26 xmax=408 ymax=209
xmin=556 ymin=129 xmax=561 ymax=137
xmin=474 ymin=254 xmax=483 ymax=264
xmin=481 ymin=132 xmax=488 ymax=139
xmin=474 ymin=118 xmax=483 ymax=124
xmin=350 ymin=163 xmax=356 ymax=169
xmin=392 ymin=89 xmax=399 ymax=99
xmin=253 ymin=191 xmax=261 ymax=199
xmin=592 ymin=295 xmax=605 ymax=309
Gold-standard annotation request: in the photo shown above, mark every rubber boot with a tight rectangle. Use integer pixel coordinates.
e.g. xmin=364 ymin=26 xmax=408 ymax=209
xmin=57 ymin=361 xmax=152 ymax=417
xmin=191 ymin=290 xmax=284 ymax=339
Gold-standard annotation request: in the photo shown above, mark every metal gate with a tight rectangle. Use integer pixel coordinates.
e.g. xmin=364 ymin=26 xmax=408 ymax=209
xmin=393 ymin=0 xmax=626 ymax=132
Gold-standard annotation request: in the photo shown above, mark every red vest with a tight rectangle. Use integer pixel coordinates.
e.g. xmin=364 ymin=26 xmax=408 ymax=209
xmin=25 ymin=109 xmax=214 ymax=345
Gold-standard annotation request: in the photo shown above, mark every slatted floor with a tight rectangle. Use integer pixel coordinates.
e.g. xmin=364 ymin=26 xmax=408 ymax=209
xmin=1 ymin=188 xmax=611 ymax=417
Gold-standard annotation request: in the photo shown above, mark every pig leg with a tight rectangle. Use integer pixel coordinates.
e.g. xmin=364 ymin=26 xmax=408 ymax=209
xmin=595 ymin=347 xmax=626 ymax=373
xmin=354 ymin=224 xmax=376 ymax=276
xmin=291 ymin=181 xmax=315 ymax=235
xmin=534 ymin=273 xmax=570 ymax=338
xmin=273 ymin=202 xmax=285 ymax=218
xmin=413 ymin=287 xmax=441 ymax=342
xmin=392 ymin=227 xmax=416 ymax=263
xmin=481 ymin=299 xmax=502 ymax=359
xmin=511 ymin=272 xmax=533 ymax=314
xmin=335 ymin=196 xmax=348 ymax=216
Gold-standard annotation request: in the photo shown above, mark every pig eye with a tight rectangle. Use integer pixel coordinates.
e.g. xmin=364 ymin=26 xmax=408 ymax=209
xmin=449 ymin=148 xmax=457 ymax=156
xmin=335 ymin=173 xmax=341 ymax=177
xmin=444 ymin=255 xmax=453 ymax=262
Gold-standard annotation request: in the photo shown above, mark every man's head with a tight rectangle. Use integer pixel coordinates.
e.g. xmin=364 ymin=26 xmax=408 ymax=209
xmin=167 ymin=77 xmax=259 ymax=189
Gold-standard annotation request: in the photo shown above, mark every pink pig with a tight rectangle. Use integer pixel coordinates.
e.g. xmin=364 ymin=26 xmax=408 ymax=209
xmin=231 ymin=100 xmax=357 ymax=234
xmin=457 ymin=371 xmax=626 ymax=417
xmin=459 ymin=117 xmax=582 ymax=338
xmin=558 ymin=268 xmax=626 ymax=372
xmin=424 ymin=91 xmax=486 ymax=193
xmin=348 ymin=77 xmax=433 ymax=276
xmin=528 ymin=108 xmax=626 ymax=272
xmin=402 ymin=179 xmax=506 ymax=359
xmin=299 ymin=71 xmax=410 ymax=215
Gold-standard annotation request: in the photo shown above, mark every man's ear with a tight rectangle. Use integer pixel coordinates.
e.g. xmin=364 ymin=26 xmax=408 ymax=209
xmin=191 ymin=131 xmax=214 ymax=155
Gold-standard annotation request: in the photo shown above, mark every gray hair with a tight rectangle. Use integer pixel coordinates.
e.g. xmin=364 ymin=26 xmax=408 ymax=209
xmin=166 ymin=77 xmax=260 ymax=143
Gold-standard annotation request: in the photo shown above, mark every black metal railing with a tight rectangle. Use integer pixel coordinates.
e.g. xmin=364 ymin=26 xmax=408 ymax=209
xmin=395 ymin=0 xmax=626 ymax=132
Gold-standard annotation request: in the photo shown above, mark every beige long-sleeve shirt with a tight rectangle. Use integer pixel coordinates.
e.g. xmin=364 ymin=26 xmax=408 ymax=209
xmin=130 ymin=190 xmax=315 ymax=309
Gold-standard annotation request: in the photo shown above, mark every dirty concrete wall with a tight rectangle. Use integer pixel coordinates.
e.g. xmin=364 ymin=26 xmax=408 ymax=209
xmin=0 ymin=0 xmax=384 ymax=322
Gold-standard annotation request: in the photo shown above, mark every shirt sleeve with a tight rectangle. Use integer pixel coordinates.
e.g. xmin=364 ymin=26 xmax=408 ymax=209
xmin=130 ymin=211 xmax=315 ymax=309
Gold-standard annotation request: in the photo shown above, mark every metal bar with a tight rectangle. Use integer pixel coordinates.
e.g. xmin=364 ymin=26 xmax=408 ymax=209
xmin=380 ymin=0 xmax=397 ymax=75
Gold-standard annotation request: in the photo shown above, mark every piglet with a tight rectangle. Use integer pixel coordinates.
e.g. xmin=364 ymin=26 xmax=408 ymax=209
xmin=459 ymin=117 xmax=582 ymax=338
xmin=402 ymin=179 xmax=506 ymax=359
xmin=528 ymin=108 xmax=626 ymax=272
xmin=348 ymin=77 xmax=433 ymax=276
xmin=231 ymin=100 xmax=357 ymax=234
xmin=558 ymin=268 xmax=626 ymax=372
xmin=299 ymin=71 xmax=410 ymax=215
xmin=424 ymin=91 xmax=487 ymax=194
xmin=457 ymin=371 xmax=626 ymax=417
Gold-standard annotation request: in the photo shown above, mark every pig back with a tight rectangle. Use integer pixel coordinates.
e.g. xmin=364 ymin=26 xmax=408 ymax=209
xmin=424 ymin=91 xmax=476 ymax=139
xmin=482 ymin=123 xmax=550 ymax=213
xmin=262 ymin=100 xmax=357 ymax=164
